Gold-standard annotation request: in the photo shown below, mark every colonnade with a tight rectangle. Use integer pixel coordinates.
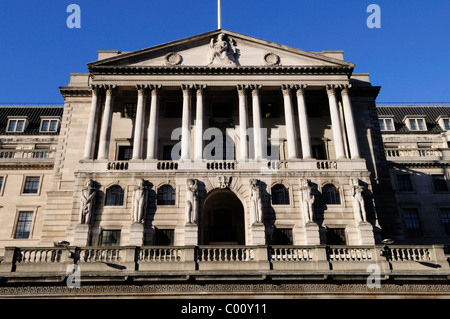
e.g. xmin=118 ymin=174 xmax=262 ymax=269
xmin=83 ymin=83 xmax=360 ymax=162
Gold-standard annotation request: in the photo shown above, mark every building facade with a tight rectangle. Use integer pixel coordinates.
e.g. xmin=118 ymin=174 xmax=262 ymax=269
xmin=0 ymin=30 xmax=448 ymax=298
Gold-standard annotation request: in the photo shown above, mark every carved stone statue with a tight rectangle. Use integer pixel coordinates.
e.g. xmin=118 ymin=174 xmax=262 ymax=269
xmin=132 ymin=179 xmax=148 ymax=224
xmin=250 ymin=179 xmax=263 ymax=224
xmin=80 ymin=179 xmax=96 ymax=225
xmin=207 ymin=33 xmax=237 ymax=66
xmin=300 ymin=179 xmax=315 ymax=224
xmin=186 ymin=179 xmax=199 ymax=224
xmin=352 ymin=180 xmax=367 ymax=223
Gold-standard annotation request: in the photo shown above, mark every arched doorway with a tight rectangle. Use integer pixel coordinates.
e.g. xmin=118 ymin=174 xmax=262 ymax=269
xmin=201 ymin=189 xmax=245 ymax=245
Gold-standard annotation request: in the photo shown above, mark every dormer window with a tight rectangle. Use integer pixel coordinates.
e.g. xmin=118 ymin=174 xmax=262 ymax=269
xmin=40 ymin=118 xmax=60 ymax=132
xmin=379 ymin=117 xmax=394 ymax=131
xmin=437 ymin=116 xmax=450 ymax=131
xmin=6 ymin=118 xmax=28 ymax=133
xmin=404 ymin=117 xmax=427 ymax=131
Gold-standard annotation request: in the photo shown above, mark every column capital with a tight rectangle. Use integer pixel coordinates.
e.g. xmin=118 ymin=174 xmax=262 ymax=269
xmin=149 ymin=84 xmax=162 ymax=96
xmin=90 ymin=84 xmax=102 ymax=95
xmin=181 ymin=84 xmax=193 ymax=96
xmin=249 ymin=84 xmax=262 ymax=96
xmin=339 ymin=84 xmax=352 ymax=96
xmin=194 ymin=84 xmax=206 ymax=96
xmin=326 ymin=84 xmax=337 ymax=96
xmin=281 ymin=84 xmax=293 ymax=96
xmin=136 ymin=84 xmax=150 ymax=95
xmin=104 ymin=84 xmax=117 ymax=96
xmin=294 ymin=84 xmax=308 ymax=96
xmin=236 ymin=84 xmax=248 ymax=96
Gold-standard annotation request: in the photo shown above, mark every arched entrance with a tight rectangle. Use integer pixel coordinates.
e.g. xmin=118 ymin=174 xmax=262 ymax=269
xmin=201 ymin=189 xmax=245 ymax=245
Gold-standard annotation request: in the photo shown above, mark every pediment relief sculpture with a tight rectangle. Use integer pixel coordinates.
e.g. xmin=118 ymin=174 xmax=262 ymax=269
xmin=207 ymin=33 xmax=238 ymax=66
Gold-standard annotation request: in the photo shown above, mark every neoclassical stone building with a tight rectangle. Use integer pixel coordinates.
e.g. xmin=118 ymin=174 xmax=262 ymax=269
xmin=0 ymin=30 xmax=448 ymax=298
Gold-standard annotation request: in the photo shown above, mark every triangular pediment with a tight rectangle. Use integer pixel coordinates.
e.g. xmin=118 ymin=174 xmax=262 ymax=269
xmin=88 ymin=30 xmax=354 ymax=70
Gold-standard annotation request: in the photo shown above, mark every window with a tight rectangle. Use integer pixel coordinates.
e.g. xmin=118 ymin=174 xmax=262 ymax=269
xmin=271 ymin=184 xmax=290 ymax=205
xmin=408 ymin=118 xmax=426 ymax=131
xmin=6 ymin=119 xmax=26 ymax=132
xmin=261 ymin=102 xmax=279 ymax=118
xmin=212 ymin=102 xmax=232 ymax=118
xmin=326 ymin=228 xmax=346 ymax=245
xmin=157 ymin=185 xmax=175 ymax=205
xmin=432 ymin=175 xmax=448 ymax=192
xmin=396 ymin=174 xmax=413 ymax=192
xmin=0 ymin=176 xmax=4 ymax=194
xmin=440 ymin=208 xmax=450 ymax=235
xmin=312 ymin=144 xmax=326 ymax=160
xmin=379 ymin=118 xmax=394 ymax=131
xmin=40 ymin=119 xmax=59 ymax=132
xmin=122 ymin=103 xmax=137 ymax=118
xmin=402 ymin=208 xmax=422 ymax=236
xmin=322 ymin=184 xmax=341 ymax=205
xmin=100 ymin=230 xmax=121 ymax=246
xmin=270 ymin=228 xmax=293 ymax=245
xmin=105 ymin=185 xmax=124 ymax=206
xmin=154 ymin=228 xmax=174 ymax=246
xmin=14 ymin=211 xmax=33 ymax=239
xmin=163 ymin=145 xmax=174 ymax=160
xmin=165 ymin=102 xmax=182 ymax=118
xmin=22 ymin=177 xmax=40 ymax=194
xmin=117 ymin=146 xmax=133 ymax=161
xmin=443 ymin=118 xmax=450 ymax=130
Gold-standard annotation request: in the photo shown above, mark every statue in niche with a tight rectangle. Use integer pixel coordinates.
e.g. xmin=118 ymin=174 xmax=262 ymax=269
xmin=300 ymin=179 xmax=315 ymax=224
xmin=250 ymin=179 xmax=263 ymax=224
xmin=132 ymin=179 xmax=148 ymax=224
xmin=80 ymin=179 xmax=96 ymax=225
xmin=207 ymin=33 xmax=237 ymax=66
xmin=351 ymin=180 xmax=367 ymax=223
xmin=185 ymin=179 xmax=199 ymax=224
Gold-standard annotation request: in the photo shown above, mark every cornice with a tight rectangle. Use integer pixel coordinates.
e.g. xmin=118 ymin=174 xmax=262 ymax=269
xmin=87 ymin=65 xmax=354 ymax=76
xmin=59 ymin=87 xmax=92 ymax=99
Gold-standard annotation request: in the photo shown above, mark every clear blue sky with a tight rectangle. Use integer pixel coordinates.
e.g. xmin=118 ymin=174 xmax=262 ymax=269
xmin=0 ymin=0 xmax=449 ymax=104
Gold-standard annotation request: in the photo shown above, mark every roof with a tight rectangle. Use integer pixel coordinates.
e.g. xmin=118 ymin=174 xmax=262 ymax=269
xmin=0 ymin=105 xmax=64 ymax=135
xmin=376 ymin=105 xmax=450 ymax=134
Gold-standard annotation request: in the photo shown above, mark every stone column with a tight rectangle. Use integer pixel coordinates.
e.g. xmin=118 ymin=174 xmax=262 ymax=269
xmin=180 ymin=85 xmax=192 ymax=161
xmin=295 ymin=85 xmax=312 ymax=159
xmin=237 ymin=85 xmax=248 ymax=161
xmin=341 ymin=85 xmax=361 ymax=159
xmin=132 ymin=85 xmax=148 ymax=160
xmin=326 ymin=85 xmax=346 ymax=159
xmin=146 ymin=85 xmax=161 ymax=160
xmin=194 ymin=85 xmax=206 ymax=161
xmin=281 ymin=85 xmax=298 ymax=159
xmin=250 ymin=85 xmax=263 ymax=160
xmin=83 ymin=85 xmax=101 ymax=159
xmin=97 ymin=85 xmax=117 ymax=160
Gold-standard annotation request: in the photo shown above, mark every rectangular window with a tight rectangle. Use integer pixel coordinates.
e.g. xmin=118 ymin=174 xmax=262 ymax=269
xmin=154 ymin=228 xmax=174 ymax=246
xmin=440 ymin=208 xmax=450 ymax=235
xmin=326 ymin=228 xmax=346 ymax=245
xmin=396 ymin=174 xmax=413 ymax=192
xmin=432 ymin=175 xmax=448 ymax=192
xmin=408 ymin=118 xmax=426 ymax=131
xmin=100 ymin=230 xmax=121 ymax=246
xmin=403 ymin=208 xmax=422 ymax=236
xmin=379 ymin=118 xmax=394 ymax=131
xmin=6 ymin=119 xmax=26 ymax=132
xmin=165 ymin=102 xmax=182 ymax=118
xmin=117 ymin=146 xmax=133 ymax=161
xmin=0 ymin=176 xmax=4 ymax=193
xmin=22 ymin=177 xmax=40 ymax=194
xmin=122 ymin=103 xmax=137 ymax=118
xmin=271 ymin=228 xmax=293 ymax=245
xmin=14 ymin=211 xmax=33 ymax=239
xmin=163 ymin=145 xmax=174 ymax=160
xmin=40 ymin=119 xmax=59 ymax=132
xmin=443 ymin=118 xmax=450 ymax=130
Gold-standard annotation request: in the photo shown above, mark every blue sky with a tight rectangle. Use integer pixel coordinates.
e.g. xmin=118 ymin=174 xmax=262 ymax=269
xmin=0 ymin=0 xmax=449 ymax=104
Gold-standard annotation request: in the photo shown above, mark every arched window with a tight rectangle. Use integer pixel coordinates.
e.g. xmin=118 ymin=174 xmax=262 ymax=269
xmin=105 ymin=185 xmax=124 ymax=206
xmin=271 ymin=184 xmax=290 ymax=205
xmin=322 ymin=184 xmax=341 ymax=205
xmin=157 ymin=185 xmax=175 ymax=205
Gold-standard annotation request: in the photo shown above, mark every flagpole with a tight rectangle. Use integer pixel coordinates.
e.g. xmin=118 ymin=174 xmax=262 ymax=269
xmin=218 ymin=0 xmax=222 ymax=29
